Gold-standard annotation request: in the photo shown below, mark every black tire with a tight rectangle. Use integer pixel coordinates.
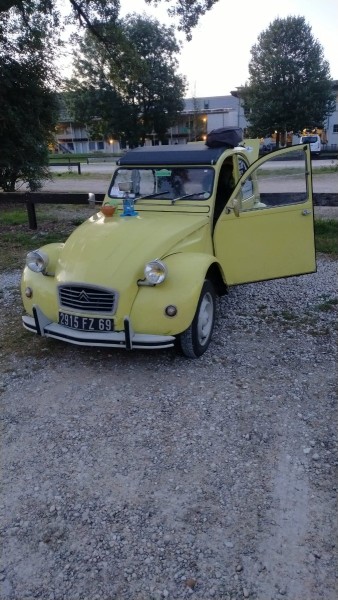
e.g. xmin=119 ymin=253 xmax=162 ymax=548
xmin=178 ymin=280 xmax=216 ymax=358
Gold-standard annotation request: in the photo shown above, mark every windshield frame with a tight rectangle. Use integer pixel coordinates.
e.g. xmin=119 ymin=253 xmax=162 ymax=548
xmin=108 ymin=166 xmax=215 ymax=203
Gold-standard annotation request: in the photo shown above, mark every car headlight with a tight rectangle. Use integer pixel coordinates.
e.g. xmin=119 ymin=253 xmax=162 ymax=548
xmin=144 ymin=259 xmax=168 ymax=284
xmin=26 ymin=250 xmax=49 ymax=273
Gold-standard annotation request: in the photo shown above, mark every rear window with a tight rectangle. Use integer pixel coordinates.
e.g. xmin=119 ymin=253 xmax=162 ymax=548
xmin=301 ymin=136 xmax=319 ymax=144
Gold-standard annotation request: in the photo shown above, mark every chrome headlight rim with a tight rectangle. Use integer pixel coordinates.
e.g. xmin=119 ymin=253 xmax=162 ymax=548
xmin=144 ymin=259 xmax=168 ymax=285
xmin=26 ymin=249 xmax=49 ymax=273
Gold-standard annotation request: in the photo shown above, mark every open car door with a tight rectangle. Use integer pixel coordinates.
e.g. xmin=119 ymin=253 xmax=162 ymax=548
xmin=213 ymin=145 xmax=316 ymax=285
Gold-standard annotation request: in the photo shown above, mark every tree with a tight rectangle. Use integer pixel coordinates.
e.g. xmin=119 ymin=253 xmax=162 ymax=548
xmin=240 ymin=16 xmax=335 ymax=146
xmin=0 ymin=3 xmax=59 ymax=191
xmin=67 ymin=14 xmax=186 ymax=146
xmin=0 ymin=1 xmax=217 ymax=187
xmin=0 ymin=1 xmax=219 ymax=40
xmin=121 ymin=14 xmax=186 ymax=144
xmin=0 ymin=55 xmax=59 ymax=191
xmin=63 ymin=84 xmax=130 ymax=146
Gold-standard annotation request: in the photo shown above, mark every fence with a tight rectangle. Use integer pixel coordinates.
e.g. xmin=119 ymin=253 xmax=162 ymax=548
xmin=0 ymin=192 xmax=104 ymax=229
xmin=49 ymin=161 xmax=82 ymax=174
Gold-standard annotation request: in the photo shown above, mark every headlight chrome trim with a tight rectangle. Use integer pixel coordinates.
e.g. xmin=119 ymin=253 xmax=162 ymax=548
xmin=26 ymin=250 xmax=49 ymax=274
xmin=144 ymin=259 xmax=168 ymax=285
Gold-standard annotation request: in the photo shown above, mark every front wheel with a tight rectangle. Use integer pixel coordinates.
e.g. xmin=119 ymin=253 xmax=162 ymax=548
xmin=178 ymin=280 xmax=216 ymax=358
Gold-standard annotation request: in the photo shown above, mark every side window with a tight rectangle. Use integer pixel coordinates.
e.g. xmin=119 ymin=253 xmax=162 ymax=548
xmin=232 ymin=148 xmax=309 ymax=212
xmin=252 ymin=149 xmax=308 ymax=209
xmin=238 ymin=158 xmax=254 ymax=201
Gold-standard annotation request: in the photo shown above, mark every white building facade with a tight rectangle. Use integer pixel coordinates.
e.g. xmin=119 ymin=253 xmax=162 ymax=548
xmin=55 ymin=82 xmax=338 ymax=153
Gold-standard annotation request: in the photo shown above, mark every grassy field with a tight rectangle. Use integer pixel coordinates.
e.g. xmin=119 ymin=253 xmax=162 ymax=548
xmin=314 ymin=219 xmax=338 ymax=254
xmin=257 ymin=165 xmax=338 ymax=178
xmin=48 ymin=152 xmax=123 ymax=163
xmin=51 ymin=171 xmax=112 ymax=180
xmin=0 ymin=205 xmax=88 ymax=270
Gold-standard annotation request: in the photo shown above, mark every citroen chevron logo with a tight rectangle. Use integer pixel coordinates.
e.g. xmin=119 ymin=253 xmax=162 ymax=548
xmin=79 ymin=290 xmax=90 ymax=302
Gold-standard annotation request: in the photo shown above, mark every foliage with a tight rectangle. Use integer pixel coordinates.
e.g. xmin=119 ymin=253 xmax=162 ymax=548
xmin=0 ymin=1 xmax=219 ymax=40
xmin=66 ymin=14 xmax=186 ymax=146
xmin=62 ymin=85 xmax=128 ymax=143
xmin=0 ymin=1 xmax=215 ymax=188
xmin=0 ymin=55 xmax=59 ymax=191
xmin=241 ymin=16 xmax=335 ymax=144
xmin=0 ymin=0 xmax=61 ymax=191
xmin=314 ymin=219 xmax=338 ymax=255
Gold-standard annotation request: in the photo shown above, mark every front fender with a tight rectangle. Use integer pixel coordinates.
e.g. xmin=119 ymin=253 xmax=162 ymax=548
xmin=30 ymin=242 xmax=65 ymax=276
xmin=130 ymin=253 xmax=220 ymax=335
xmin=21 ymin=243 xmax=65 ymax=318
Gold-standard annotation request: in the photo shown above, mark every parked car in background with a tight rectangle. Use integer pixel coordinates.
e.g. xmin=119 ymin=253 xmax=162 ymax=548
xmin=299 ymin=134 xmax=322 ymax=156
xmin=260 ymin=141 xmax=277 ymax=154
xmin=21 ymin=131 xmax=316 ymax=358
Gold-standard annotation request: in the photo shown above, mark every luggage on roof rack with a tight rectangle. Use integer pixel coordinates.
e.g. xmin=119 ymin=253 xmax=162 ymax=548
xmin=206 ymin=127 xmax=243 ymax=149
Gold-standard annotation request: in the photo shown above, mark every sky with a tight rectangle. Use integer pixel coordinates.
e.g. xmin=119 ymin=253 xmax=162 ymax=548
xmin=119 ymin=0 xmax=338 ymax=98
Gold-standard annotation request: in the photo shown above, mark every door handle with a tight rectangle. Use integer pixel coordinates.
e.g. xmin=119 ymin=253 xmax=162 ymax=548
xmin=302 ymin=209 xmax=312 ymax=216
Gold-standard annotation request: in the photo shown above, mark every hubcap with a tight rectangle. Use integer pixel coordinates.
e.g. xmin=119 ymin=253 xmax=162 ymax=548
xmin=197 ymin=292 xmax=214 ymax=346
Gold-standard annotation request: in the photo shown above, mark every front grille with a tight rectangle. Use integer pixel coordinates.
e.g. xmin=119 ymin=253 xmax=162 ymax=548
xmin=58 ymin=284 xmax=118 ymax=314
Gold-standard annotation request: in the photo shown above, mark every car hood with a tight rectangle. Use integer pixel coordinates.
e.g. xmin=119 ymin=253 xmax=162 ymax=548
xmin=55 ymin=210 xmax=209 ymax=286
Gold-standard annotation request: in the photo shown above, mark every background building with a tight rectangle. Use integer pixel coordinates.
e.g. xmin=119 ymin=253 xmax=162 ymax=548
xmin=54 ymin=82 xmax=338 ymax=153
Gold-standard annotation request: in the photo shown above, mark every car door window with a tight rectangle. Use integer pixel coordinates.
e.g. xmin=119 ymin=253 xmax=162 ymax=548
xmin=238 ymin=148 xmax=308 ymax=212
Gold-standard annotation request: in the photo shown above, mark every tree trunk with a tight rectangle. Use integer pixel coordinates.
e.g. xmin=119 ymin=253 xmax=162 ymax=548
xmin=276 ymin=131 xmax=280 ymax=149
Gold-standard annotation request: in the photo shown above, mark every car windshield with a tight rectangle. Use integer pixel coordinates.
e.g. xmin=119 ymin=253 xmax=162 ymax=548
xmin=108 ymin=167 xmax=214 ymax=201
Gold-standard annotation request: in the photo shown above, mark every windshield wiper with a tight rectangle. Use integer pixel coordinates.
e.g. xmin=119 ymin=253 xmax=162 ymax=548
xmin=137 ymin=191 xmax=170 ymax=200
xmin=171 ymin=191 xmax=207 ymax=205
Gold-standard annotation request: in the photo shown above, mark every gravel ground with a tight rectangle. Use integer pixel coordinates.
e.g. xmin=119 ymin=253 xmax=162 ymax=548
xmin=0 ymin=256 xmax=337 ymax=600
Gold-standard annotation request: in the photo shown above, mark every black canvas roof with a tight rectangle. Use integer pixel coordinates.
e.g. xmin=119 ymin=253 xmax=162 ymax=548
xmin=117 ymin=143 xmax=229 ymax=167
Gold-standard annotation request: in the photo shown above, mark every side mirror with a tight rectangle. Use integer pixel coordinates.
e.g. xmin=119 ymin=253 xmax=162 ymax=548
xmin=118 ymin=181 xmax=133 ymax=193
xmin=233 ymin=197 xmax=242 ymax=217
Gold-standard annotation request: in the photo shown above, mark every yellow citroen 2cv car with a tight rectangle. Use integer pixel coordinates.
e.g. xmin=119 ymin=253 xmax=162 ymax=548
xmin=21 ymin=128 xmax=316 ymax=358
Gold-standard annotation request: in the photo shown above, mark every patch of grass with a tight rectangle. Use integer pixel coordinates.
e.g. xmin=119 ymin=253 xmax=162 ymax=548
xmin=314 ymin=219 xmax=338 ymax=255
xmin=0 ymin=209 xmax=30 ymax=226
xmin=2 ymin=205 xmax=44 ymax=219
xmin=312 ymin=165 xmax=338 ymax=175
xmin=0 ymin=206 xmax=56 ymax=226
xmin=0 ymin=205 xmax=81 ymax=270
xmin=257 ymin=167 xmax=305 ymax=178
xmin=51 ymin=172 xmax=111 ymax=180
xmin=316 ymin=298 xmax=338 ymax=312
xmin=257 ymin=165 xmax=338 ymax=178
xmin=280 ymin=310 xmax=296 ymax=321
xmin=48 ymin=152 xmax=122 ymax=162
xmin=0 ymin=231 xmax=67 ymax=270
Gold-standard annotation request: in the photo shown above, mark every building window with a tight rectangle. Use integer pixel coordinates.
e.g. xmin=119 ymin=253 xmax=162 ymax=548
xmin=97 ymin=141 xmax=104 ymax=150
xmin=333 ymin=124 xmax=338 ymax=133
xmin=89 ymin=141 xmax=95 ymax=150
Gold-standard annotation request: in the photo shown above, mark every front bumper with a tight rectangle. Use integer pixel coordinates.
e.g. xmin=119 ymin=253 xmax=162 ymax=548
xmin=22 ymin=305 xmax=175 ymax=350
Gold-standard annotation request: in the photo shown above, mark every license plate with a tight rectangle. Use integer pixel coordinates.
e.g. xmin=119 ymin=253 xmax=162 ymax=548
xmin=58 ymin=312 xmax=114 ymax=332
